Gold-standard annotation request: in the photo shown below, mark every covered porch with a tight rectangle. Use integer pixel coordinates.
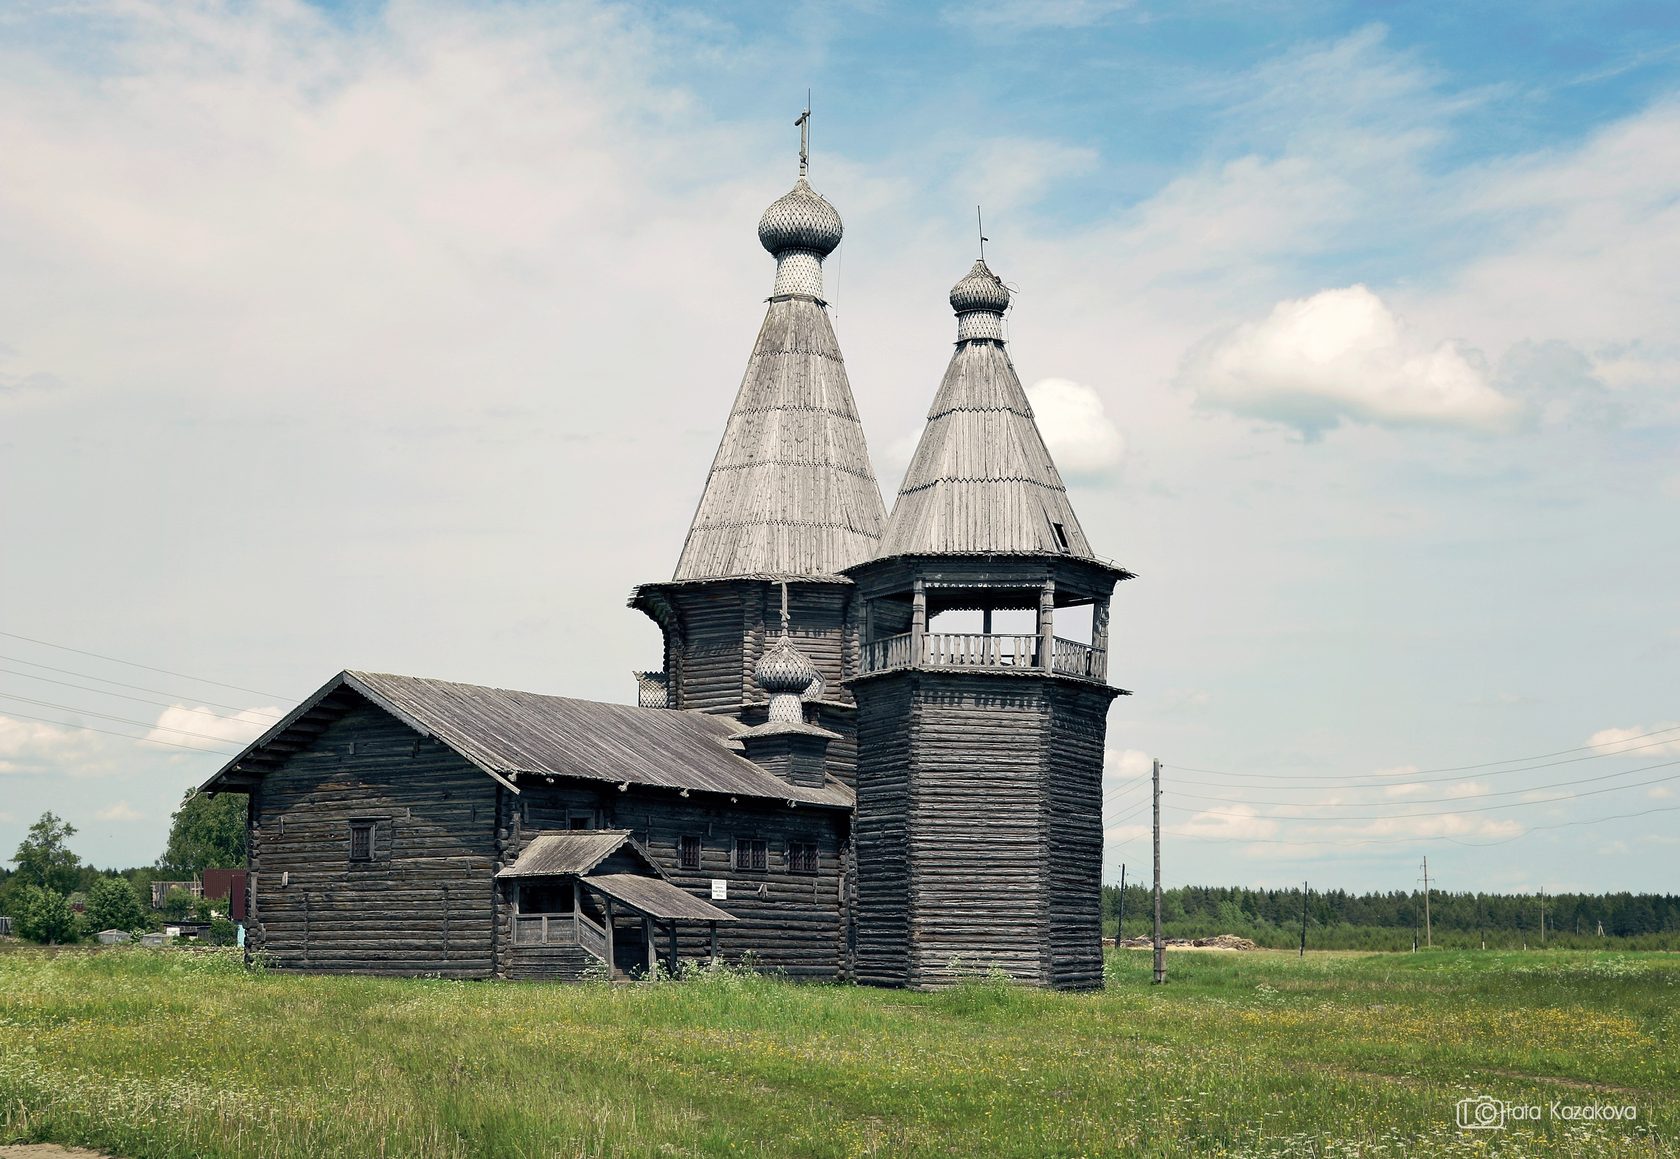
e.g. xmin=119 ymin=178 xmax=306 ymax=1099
xmin=497 ymin=831 xmax=735 ymax=981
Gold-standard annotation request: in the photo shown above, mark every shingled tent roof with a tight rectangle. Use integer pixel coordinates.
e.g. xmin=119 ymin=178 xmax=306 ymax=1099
xmin=876 ymin=261 xmax=1095 ymax=560
xmin=200 ymin=670 xmax=853 ymax=810
xmin=671 ymin=178 xmax=886 ymax=581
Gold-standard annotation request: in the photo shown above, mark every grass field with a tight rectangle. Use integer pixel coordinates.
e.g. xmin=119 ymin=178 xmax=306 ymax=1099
xmin=0 ymin=945 xmax=1674 ymax=1158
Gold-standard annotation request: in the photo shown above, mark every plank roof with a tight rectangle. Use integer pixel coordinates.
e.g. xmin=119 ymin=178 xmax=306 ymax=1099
xmin=877 ymin=333 xmax=1095 ymax=559
xmin=201 ymin=670 xmax=854 ymax=810
xmin=673 ymin=297 xmax=887 ymax=580
xmin=495 ymin=831 xmax=657 ymax=879
xmin=583 ymin=873 xmax=737 ymax=922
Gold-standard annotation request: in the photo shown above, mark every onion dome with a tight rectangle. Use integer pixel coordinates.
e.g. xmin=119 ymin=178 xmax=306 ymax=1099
xmin=758 ymin=179 xmax=844 ymax=257
xmin=756 ymin=632 xmax=818 ymax=694
xmin=755 ymin=631 xmax=819 ymax=723
xmin=950 ymin=259 xmax=1010 ymax=315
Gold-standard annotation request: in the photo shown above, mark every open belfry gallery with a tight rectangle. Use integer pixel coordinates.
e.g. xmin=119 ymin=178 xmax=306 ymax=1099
xmin=203 ymin=121 xmax=1133 ymax=991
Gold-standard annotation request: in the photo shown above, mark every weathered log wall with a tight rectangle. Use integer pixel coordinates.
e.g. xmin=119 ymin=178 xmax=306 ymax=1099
xmin=247 ymin=704 xmax=498 ymax=977
xmin=851 ymin=670 xmax=1115 ymax=990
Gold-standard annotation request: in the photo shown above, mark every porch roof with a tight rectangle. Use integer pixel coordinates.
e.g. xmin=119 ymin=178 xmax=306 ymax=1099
xmin=495 ymin=830 xmax=657 ymax=880
xmin=583 ymin=873 xmax=737 ymax=923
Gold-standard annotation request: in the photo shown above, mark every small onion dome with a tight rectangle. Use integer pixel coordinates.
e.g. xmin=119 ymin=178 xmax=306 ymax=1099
xmin=949 ymin=259 xmax=1010 ymax=315
xmin=755 ymin=632 xmax=819 ymax=695
xmin=758 ymin=179 xmax=843 ymax=257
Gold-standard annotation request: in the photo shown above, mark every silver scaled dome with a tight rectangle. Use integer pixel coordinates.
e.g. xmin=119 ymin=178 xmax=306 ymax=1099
xmin=949 ymin=259 xmax=1011 ymax=314
xmin=758 ymin=179 xmax=844 ymax=257
xmin=755 ymin=632 xmax=819 ymax=695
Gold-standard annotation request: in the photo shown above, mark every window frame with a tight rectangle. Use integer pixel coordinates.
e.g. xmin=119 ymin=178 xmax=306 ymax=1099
xmin=348 ymin=819 xmax=375 ymax=863
xmin=734 ymin=836 xmax=769 ymax=873
xmin=788 ymin=841 xmax=819 ymax=875
xmin=677 ymin=833 xmax=702 ymax=871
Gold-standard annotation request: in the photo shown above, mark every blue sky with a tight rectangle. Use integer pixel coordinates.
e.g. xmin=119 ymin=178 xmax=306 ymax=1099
xmin=0 ymin=0 xmax=1676 ymax=895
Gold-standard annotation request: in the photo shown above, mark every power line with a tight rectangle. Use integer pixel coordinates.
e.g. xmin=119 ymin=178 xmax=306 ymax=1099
xmin=0 ymin=692 xmax=267 ymax=748
xmin=1166 ymin=801 xmax=1680 ymax=850
xmin=0 ymin=653 xmax=285 ymax=717
xmin=1166 ymin=755 xmax=1680 ymax=811
xmin=0 ymin=707 xmax=241 ymax=757
xmin=1163 ymin=762 xmax=1680 ymax=824
xmin=1170 ymin=722 xmax=1680 ymax=782
xmin=0 ymin=630 xmax=289 ymax=700
xmin=0 ymin=668 xmax=285 ymax=724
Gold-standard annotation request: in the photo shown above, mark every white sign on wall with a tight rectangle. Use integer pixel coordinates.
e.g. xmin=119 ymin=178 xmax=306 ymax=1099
xmin=711 ymin=879 xmax=727 ymax=900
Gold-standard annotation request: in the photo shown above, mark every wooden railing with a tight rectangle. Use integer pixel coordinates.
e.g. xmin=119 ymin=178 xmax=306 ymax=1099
xmin=512 ymin=911 xmax=610 ymax=962
xmin=862 ymin=631 xmax=1106 ymax=681
xmin=1052 ymin=636 xmax=1107 ymax=680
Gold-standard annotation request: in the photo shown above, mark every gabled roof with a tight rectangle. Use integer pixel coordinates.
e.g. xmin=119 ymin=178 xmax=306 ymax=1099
xmin=201 ymin=670 xmax=854 ymax=810
xmin=495 ymin=831 xmax=659 ymax=879
xmin=877 ymin=339 xmax=1095 ymax=559
xmin=672 ymin=297 xmax=887 ymax=581
xmin=584 ymin=873 xmax=737 ymax=923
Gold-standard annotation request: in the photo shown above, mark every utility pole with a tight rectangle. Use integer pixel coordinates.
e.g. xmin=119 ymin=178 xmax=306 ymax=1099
xmin=1152 ymin=758 xmax=1165 ymax=985
xmin=1539 ymin=889 xmax=1546 ymax=947
xmin=1298 ymin=881 xmax=1309 ymax=958
xmin=1419 ymin=857 xmax=1432 ymax=949
xmin=1114 ymin=863 xmax=1126 ymax=950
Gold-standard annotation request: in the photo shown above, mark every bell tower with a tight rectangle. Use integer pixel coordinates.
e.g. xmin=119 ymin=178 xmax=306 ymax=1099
xmin=843 ymin=257 xmax=1132 ymax=990
xmin=631 ymin=111 xmax=887 ymax=779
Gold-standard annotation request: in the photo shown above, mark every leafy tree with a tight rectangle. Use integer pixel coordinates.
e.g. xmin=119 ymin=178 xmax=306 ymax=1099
xmin=157 ymin=788 xmax=247 ymax=876
xmin=160 ymin=888 xmax=197 ymax=922
xmin=14 ymin=885 xmax=80 ymax=944
xmin=11 ymin=812 xmax=83 ymax=894
xmin=84 ymin=876 xmax=146 ymax=933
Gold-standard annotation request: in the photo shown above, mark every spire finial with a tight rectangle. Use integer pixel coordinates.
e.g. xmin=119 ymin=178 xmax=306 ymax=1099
xmin=779 ymin=580 xmax=791 ymax=633
xmin=795 ymin=95 xmax=811 ymax=178
xmin=977 ymin=205 xmax=988 ymax=262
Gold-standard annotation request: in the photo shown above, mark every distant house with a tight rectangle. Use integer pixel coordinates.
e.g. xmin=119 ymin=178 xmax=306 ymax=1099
xmin=150 ymin=881 xmax=202 ymax=909
xmin=0 ymin=916 xmax=13 ymax=937
xmin=96 ymin=929 xmax=132 ymax=945
xmin=201 ymin=869 xmax=248 ymax=922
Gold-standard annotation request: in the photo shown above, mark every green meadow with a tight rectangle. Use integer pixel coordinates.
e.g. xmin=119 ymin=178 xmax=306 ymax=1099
xmin=0 ymin=945 xmax=1674 ymax=1158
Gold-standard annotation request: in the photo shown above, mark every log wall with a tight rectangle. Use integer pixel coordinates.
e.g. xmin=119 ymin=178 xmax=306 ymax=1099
xmin=851 ymin=670 xmax=1117 ymax=990
xmin=247 ymin=704 xmax=499 ymax=977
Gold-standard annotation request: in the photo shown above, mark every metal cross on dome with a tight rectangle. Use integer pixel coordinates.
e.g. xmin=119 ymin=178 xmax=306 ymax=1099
xmin=796 ymin=96 xmax=811 ymax=178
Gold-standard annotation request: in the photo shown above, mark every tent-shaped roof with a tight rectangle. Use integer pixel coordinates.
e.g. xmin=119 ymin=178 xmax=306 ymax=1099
xmin=876 ymin=261 xmax=1095 ymax=560
xmin=671 ymin=178 xmax=886 ymax=581
xmin=200 ymin=670 xmax=853 ymax=810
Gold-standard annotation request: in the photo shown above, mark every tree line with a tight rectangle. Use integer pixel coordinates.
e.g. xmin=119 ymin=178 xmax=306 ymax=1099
xmin=0 ymin=789 xmax=248 ymax=944
xmin=1103 ymin=883 xmax=1680 ymax=949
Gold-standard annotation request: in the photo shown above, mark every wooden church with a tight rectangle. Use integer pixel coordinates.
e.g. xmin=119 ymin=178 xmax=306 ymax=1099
xmin=202 ymin=132 xmax=1131 ymax=990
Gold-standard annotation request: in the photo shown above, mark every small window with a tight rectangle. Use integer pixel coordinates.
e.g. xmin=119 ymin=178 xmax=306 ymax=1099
xmin=348 ymin=820 xmax=374 ymax=862
xmin=789 ymin=842 xmax=819 ymax=875
xmin=568 ymin=813 xmax=595 ymax=830
xmin=678 ymin=834 xmax=702 ymax=871
xmin=735 ymin=837 xmax=768 ymax=873
xmin=1051 ymin=522 xmax=1070 ymax=552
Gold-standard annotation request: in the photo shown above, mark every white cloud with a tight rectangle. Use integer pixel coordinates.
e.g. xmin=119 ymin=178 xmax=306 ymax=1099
xmin=1650 ymin=786 xmax=1675 ymax=800
xmin=1176 ymin=804 xmax=1279 ymax=841
xmin=1180 ymin=285 xmax=1524 ymax=437
xmin=96 ymin=801 xmax=145 ymax=822
xmin=0 ymin=714 xmax=109 ymax=776
xmin=1586 ymin=723 xmax=1680 ymax=758
xmin=1104 ymin=747 xmax=1152 ymax=781
xmin=144 ymin=706 xmax=279 ymax=752
xmin=1025 ymin=378 xmax=1125 ymax=480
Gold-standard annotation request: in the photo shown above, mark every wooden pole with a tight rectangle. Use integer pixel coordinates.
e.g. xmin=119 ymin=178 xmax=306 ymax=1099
xmin=1421 ymin=857 xmax=1432 ymax=949
xmin=1299 ymin=881 xmax=1308 ymax=958
xmin=1091 ymin=596 xmax=1110 ymax=680
xmin=644 ymin=915 xmax=656 ymax=978
xmin=709 ymin=921 xmax=719 ymax=965
xmin=1038 ymin=578 xmax=1056 ymax=671
xmin=1114 ymin=863 xmax=1126 ymax=950
xmin=1152 ymin=758 xmax=1164 ymax=985
xmin=910 ymin=577 xmax=927 ymax=666
xmin=603 ymin=897 xmax=615 ymax=978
